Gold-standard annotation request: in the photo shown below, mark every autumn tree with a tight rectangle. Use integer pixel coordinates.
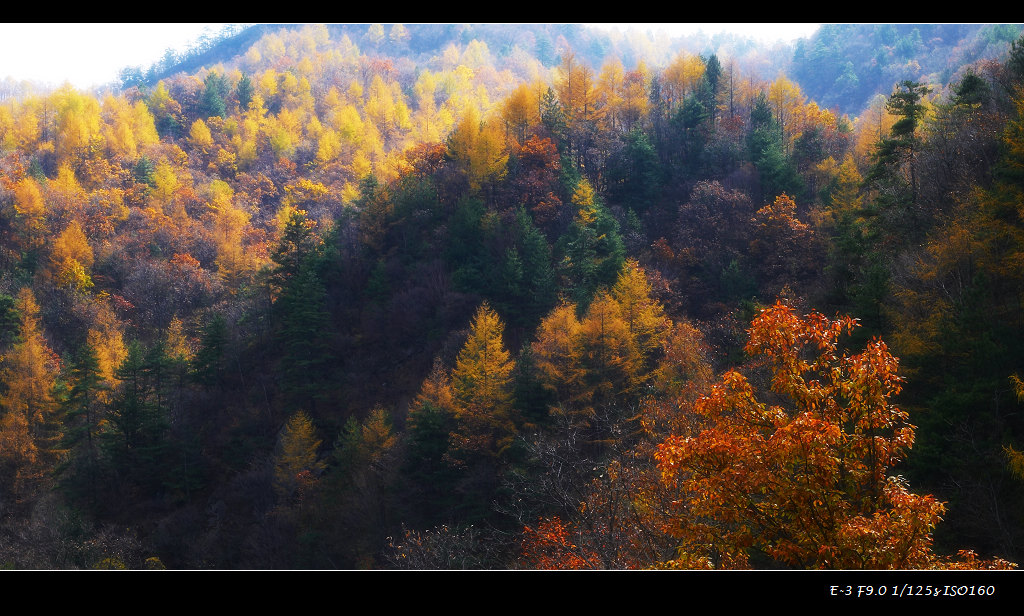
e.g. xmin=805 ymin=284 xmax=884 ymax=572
xmin=747 ymin=193 xmax=821 ymax=294
xmin=273 ymin=410 xmax=326 ymax=501
xmin=655 ymin=302 xmax=1011 ymax=569
xmin=555 ymin=50 xmax=599 ymax=169
xmin=448 ymin=302 xmax=517 ymax=463
xmin=446 ymin=106 xmax=508 ymax=198
xmin=0 ymin=289 xmax=62 ymax=499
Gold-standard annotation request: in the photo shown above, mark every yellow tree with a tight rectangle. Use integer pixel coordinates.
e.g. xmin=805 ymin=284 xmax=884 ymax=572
xmin=662 ymin=52 xmax=705 ymax=111
xmin=273 ymin=410 xmax=326 ymax=501
xmin=189 ymin=118 xmax=214 ymax=153
xmin=52 ymin=85 xmax=102 ymax=165
xmin=12 ymin=177 xmax=46 ymax=248
xmin=620 ymin=61 xmax=651 ymax=132
xmin=853 ymin=93 xmax=896 ymax=168
xmin=0 ymin=289 xmax=61 ymax=496
xmin=50 ymin=220 xmax=94 ymax=292
xmin=767 ymin=74 xmax=807 ymax=155
xmin=499 ymin=83 xmax=539 ymax=145
xmin=449 ymin=302 xmax=517 ymax=460
xmin=446 ymin=106 xmax=508 ymax=195
xmin=555 ymin=50 xmax=599 ymax=165
xmin=531 ymin=302 xmax=587 ymax=413
xmin=610 ymin=259 xmax=670 ymax=364
xmin=595 ymin=58 xmax=627 ymax=132
xmin=578 ymin=290 xmax=642 ymax=411
xmin=206 ymin=180 xmax=256 ymax=288
xmin=101 ymin=95 xmax=158 ymax=159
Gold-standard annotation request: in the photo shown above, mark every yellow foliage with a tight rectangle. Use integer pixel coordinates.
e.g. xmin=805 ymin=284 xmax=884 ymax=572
xmin=447 ymin=106 xmax=508 ymax=191
xmin=189 ymin=118 xmax=214 ymax=152
xmin=52 ymin=85 xmax=102 ymax=164
xmin=51 ymin=220 xmax=94 ymax=285
xmin=13 ymin=177 xmax=45 ymax=225
xmin=273 ymin=411 xmax=325 ymax=499
xmin=449 ymin=302 xmax=517 ymax=458
xmin=151 ymin=161 xmax=180 ymax=207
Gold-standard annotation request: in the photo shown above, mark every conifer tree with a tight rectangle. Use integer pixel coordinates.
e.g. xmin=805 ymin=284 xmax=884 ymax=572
xmin=0 ymin=289 xmax=61 ymax=497
xmin=273 ymin=410 xmax=325 ymax=501
xmin=60 ymin=341 xmax=109 ymax=507
xmin=559 ymin=179 xmax=625 ymax=311
xmin=449 ymin=302 xmax=517 ymax=461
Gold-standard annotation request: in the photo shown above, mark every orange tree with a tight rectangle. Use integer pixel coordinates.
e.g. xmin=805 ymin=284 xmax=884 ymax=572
xmin=655 ymin=301 xmax=1014 ymax=569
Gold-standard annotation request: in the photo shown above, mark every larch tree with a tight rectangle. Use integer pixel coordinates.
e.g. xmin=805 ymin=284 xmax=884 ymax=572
xmin=0 ymin=289 xmax=61 ymax=497
xmin=449 ymin=302 xmax=517 ymax=462
xmin=273 ymin=410 xmax=326 ymax=502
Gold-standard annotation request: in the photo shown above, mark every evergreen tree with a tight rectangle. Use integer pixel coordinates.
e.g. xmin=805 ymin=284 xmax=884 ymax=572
xmin=105 ymin=342 xmax=170 ymax=498
xmin=200 ymin=71 xmax=229 ymax=119
xmin=747 ymin=92 xmax=803 ymax=202
xmin=558 ymin=179 xmax=625 ymax=312
xmin=865 ymin=80 xmax=931 ymax=245
xmin=191 ymin=312 xmax=228 ymax=391
xmin=606 ymin=127 xmax=660 ymax=213
xmin=59 ymin=342 xmax=109 ymax=508
xmin=270 ymin=210 xmax=334 ymax=415
xmin=235 ymin=73 xmax=255 ymax=111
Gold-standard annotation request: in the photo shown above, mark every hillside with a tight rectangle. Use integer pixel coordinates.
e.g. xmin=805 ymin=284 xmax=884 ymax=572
xmin=0 ymin=23 xmax=1022 ymax=571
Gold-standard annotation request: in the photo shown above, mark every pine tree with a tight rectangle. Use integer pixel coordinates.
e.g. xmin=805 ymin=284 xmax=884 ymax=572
xmin=559 ymin=179 xmax=625 ymax=311
xmin=865 ymin=80 xmax=931 ymax=245
xmin=105 ymin=342 xmax=170 ymax=497
xmin=60 ymin=342 xmax=109 ymax=507
xmin=270 ymin=210 xmax=334 ymax=414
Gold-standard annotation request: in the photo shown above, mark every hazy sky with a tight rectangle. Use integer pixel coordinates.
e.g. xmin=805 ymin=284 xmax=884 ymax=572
xmin=588 ymin=23 xmax=822 ymax=42
xmin=0 ymin=23 xmax=227 ymax=89
xmin=0 ymin=23 xmax=823 ymax=90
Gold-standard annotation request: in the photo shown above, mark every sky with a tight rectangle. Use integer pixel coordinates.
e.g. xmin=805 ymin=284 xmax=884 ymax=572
xmin=587 ymin=23 xmax=822 ymax=43
xmin=0 ymin=23 xmax=823 ymax=91
xmin=0 ymin=23 xmax=228 ymax=90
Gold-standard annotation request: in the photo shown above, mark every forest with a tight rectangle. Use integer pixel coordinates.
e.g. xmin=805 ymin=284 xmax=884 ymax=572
xmin=0 ymin=23 xmax=1022 ymax=570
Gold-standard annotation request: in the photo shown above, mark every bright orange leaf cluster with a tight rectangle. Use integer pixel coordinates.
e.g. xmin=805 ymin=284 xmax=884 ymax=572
xmin=654 ymin=301 xmax=1012 ymax=569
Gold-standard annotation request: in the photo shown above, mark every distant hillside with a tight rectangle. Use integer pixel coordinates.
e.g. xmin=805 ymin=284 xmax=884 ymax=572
xmin=129 ymin=23 xmax=1024 ymax=121
xmin=791 ymin=23 xmax=1024 ymax=114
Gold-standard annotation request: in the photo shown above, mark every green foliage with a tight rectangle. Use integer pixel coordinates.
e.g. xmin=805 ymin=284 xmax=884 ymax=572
xmin=0 ymin=293 xmax=19 ymax=346
xmin=557 ymin=180 xmax=625 ymax=311
xmin=201 ymin=71 xmax=229 ymax=119
xmin=606 ymin=128 xmax=660 ymax=212
xmin=58 ymin=342 xmax=109 ymax=507
xmin=132 ymin=156 xmax=156 ymax=189
xmin=190 ymin=312 xmax=228 ymax=390
xmin=269 ymin=210 xmax=335 ymax=414
xmin=236 ymin=73 xmax=254 ymax=110
xmin=104 ymin=341 xmax=172 ymax=498
xmin=747 ymin=92 xmax=803 ymax=202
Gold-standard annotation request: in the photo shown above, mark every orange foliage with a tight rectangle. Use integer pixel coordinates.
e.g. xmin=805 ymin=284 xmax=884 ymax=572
xmin=520 ymin=516 xmax=601 ymax=569
xmin=655 ymin=301 xmax=1014 ymax=569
